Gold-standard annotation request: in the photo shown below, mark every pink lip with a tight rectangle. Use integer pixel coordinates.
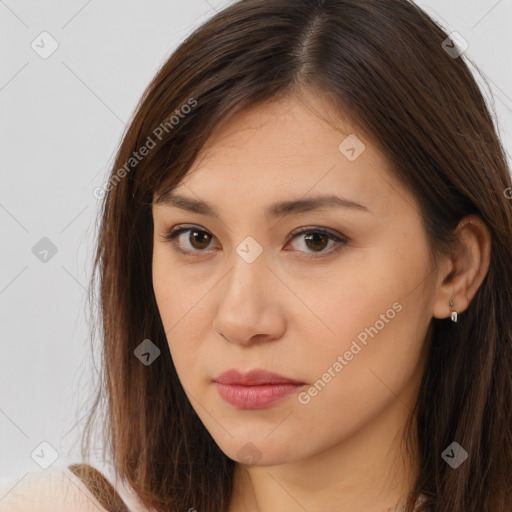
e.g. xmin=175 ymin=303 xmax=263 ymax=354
xmin=213 ymin=369 xmax=305 ymax=409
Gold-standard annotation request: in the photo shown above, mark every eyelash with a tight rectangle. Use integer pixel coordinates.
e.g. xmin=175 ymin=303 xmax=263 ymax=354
xmin=159 ymin=225 xmax=348 ymax=260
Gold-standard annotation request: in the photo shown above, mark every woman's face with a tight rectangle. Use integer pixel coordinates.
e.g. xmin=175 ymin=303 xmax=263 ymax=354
xmin=152 ymin=90 xmax=437 ymax=466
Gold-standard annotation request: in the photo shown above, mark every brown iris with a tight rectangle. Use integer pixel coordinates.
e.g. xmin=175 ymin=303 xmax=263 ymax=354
xmin=188 ymin=229 xmax=212 ymax=250
xmin=303 ymin=232 xmax=329 ymax=252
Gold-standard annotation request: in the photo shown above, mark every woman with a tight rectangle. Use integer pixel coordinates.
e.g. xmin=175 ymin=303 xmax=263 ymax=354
xmin=3 ymin=0 xmax=511 ymax=511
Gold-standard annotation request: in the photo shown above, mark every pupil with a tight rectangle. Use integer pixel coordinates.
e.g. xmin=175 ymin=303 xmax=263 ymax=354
xmin=305 ymin=233 xmax=328 ymax=251
xmin=191 ymin=230 xmax=210 ymax=249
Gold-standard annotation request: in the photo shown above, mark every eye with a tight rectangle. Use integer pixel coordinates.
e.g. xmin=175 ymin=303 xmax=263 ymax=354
xmin=159 ymin=225 xmax=218 ymax=255
xmin=285 ymin=227 xmax=348 ymax=259
xmin=159 ymin=225 xmax=348 ymax=259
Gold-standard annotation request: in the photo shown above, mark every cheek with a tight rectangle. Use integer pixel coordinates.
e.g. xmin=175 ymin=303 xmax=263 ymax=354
xmin=296 ymin=245 xmax=432 ymax=416
xmin=323 ymin=232 xmax=432 ymax=349
xmin=152 ymin=255 xmax=205 ymax=375
xmin=291 ymin=256 xmax=403 ymax=353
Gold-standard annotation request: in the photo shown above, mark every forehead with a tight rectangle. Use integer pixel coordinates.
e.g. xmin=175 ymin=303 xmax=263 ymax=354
xmin=155 ymin=91 xmax=414 ymax=221
xmin=192 ymin=91 xmax=368 ymax=168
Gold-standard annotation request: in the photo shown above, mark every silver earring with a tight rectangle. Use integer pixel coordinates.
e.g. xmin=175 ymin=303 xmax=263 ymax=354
xmin=449 ymin=298 xmax=458 ymax=323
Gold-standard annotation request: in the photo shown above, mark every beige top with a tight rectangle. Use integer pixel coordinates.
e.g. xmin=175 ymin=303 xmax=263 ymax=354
xmin=0 ymin=461 xmax=150 ymax=512
xmin=1 ymin=467 xmax=106 ymax=512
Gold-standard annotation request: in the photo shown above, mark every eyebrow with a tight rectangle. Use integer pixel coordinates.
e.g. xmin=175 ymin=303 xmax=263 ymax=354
xmin=154 ymin=191 xmax=371 ymax=219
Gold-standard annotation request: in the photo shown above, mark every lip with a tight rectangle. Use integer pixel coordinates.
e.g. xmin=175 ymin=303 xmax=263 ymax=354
xmin=213 ymin=369 xmax=305 ymax=409
xmin=214 ymin=368 xmax=304 ymax=386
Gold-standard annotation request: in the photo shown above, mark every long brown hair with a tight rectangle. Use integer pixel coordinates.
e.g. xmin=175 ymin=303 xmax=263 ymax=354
xmin=81 ymin=1 xmax=512 ymax=511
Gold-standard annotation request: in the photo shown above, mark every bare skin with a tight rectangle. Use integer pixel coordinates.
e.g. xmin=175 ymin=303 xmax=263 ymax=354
xmin=152 ymin=89 xmax=491 ymax=512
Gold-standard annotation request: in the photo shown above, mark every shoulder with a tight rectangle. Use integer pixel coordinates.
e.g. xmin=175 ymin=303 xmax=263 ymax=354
xmin=0 ymin=466 xmax=109 ymax=512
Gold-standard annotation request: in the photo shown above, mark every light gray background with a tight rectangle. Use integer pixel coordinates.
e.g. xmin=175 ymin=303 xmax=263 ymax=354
xmin=1 ymin=0 xmax=511 ymax=491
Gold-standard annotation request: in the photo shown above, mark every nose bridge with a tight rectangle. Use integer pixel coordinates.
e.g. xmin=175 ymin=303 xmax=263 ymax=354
xmin=213 ymin=237 xmax=285 ymax=343
xmin=223 ymin=237 xmax=269 ymax=309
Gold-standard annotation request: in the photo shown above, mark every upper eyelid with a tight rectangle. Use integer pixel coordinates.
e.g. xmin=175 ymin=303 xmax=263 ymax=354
xmin=163 ymin=224 xmax=347 ymax=251
xmin=166 ymin=224 xmax=344 ymax=239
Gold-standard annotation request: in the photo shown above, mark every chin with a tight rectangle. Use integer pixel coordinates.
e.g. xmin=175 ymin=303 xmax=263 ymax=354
xmin=215 ymin=434 xmax=307 ymax=466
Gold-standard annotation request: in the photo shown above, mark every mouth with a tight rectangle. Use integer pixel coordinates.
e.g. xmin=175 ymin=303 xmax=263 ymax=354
xmin=213 ymin=368 xmax=306 ymax=409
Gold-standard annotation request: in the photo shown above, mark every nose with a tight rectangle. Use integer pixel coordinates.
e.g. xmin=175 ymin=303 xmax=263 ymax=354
xmin=212 ymin=248 xmax=287 ymax=346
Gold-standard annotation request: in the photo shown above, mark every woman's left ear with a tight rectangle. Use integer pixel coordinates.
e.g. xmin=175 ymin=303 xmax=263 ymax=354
xmin=432 ymin=215 xmax=491 ymax=321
